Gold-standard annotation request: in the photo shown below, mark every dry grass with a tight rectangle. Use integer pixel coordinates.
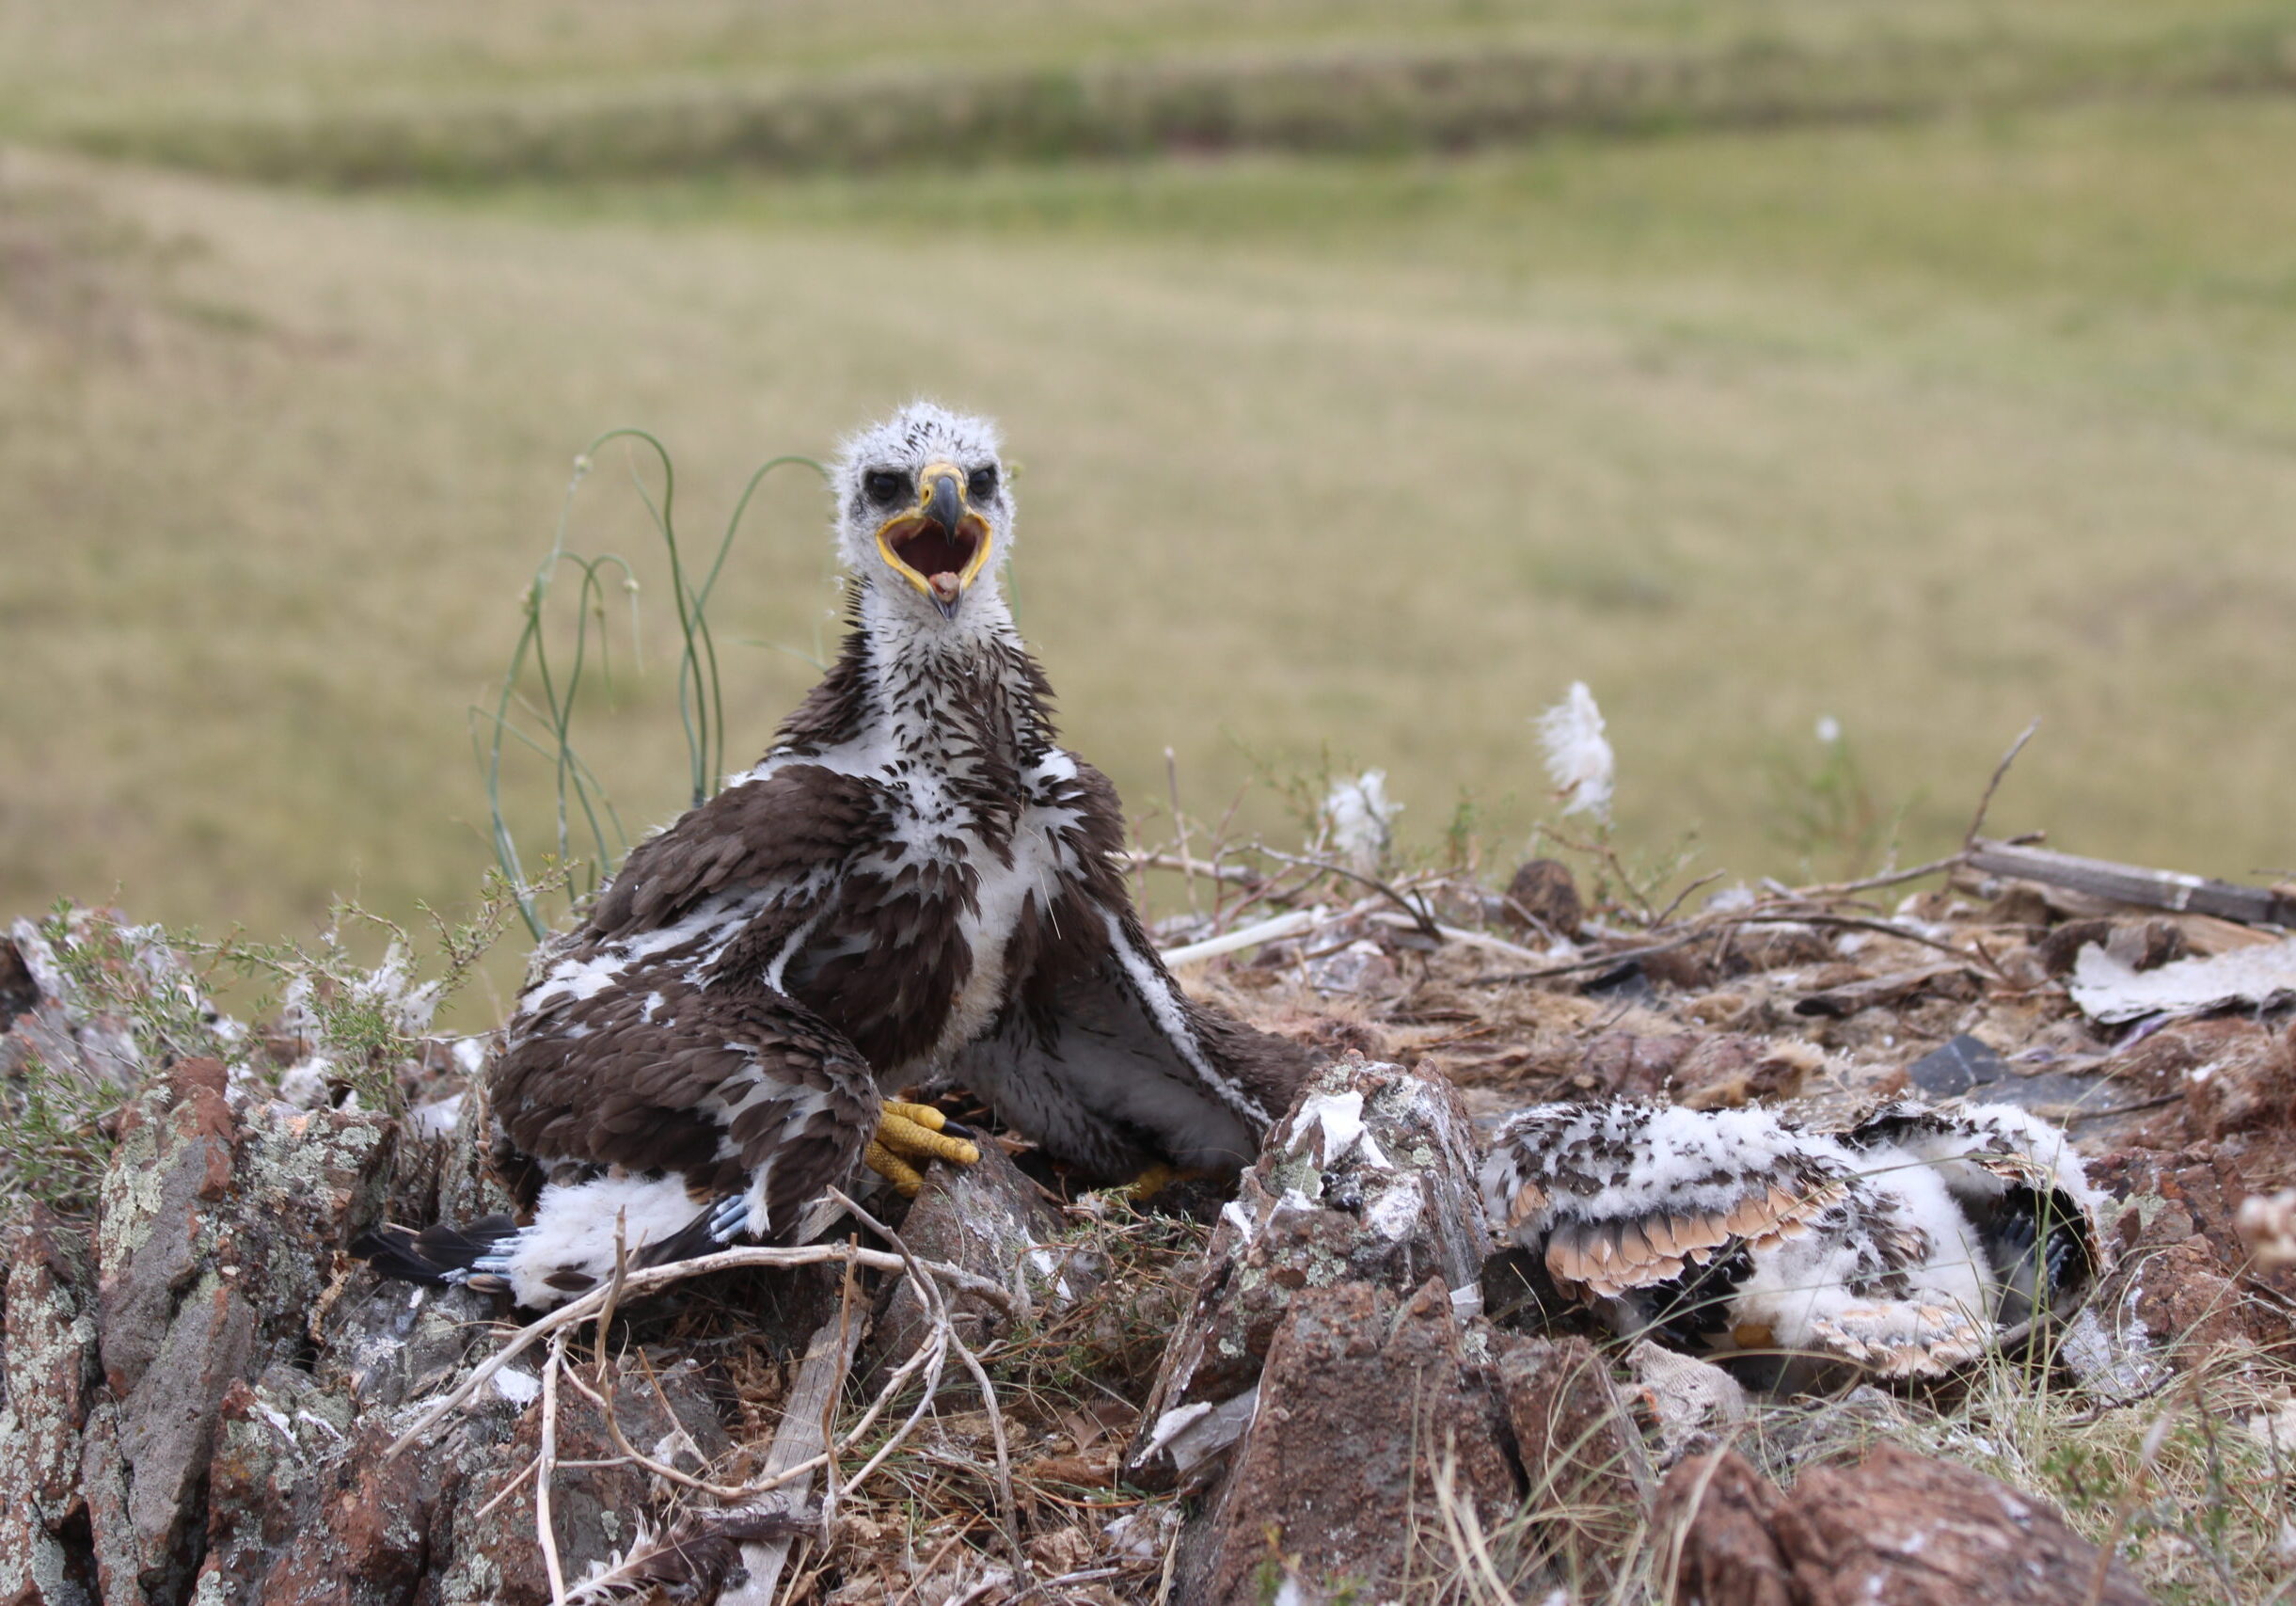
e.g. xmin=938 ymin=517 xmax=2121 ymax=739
xmin=1395 ymin=1338 xmax=2296 ymax=1605
xmin=7 ymin=3 xmax=2296 ymax=1009
xmin=6 ymin=0 xmax=2283 ymax=142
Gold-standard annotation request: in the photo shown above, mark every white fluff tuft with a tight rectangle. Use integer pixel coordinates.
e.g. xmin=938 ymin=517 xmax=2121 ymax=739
xmin=1536 ymin=682 xmax=1614 ymax=823
xmin=278 ymin=938 xmax=442 ymax=1047
xmin=1321 ymin=769 xmax=1401 ymax=875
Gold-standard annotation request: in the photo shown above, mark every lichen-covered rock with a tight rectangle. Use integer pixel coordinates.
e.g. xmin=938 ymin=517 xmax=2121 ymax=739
xmin=0 ymin=1210 xmax=101 ymax=1606
xmin=258 ymin=1349 xmax=734 ymax=1606
xmin=1 ymin=920 xmax=142 ymax=1091
xmin=1127 ymin=1056 xmax=1489 ymax=1488
xmin=2084 ymin=1140 xmax=2296 ymax=1374
xmin=863 ymin=1139 xmax=1074 ymax=1389
xmin=78 ymin=1057 xmax=397 ymax=1604
xmin=1131 ymin=1059 xmax=1669 ymax=1603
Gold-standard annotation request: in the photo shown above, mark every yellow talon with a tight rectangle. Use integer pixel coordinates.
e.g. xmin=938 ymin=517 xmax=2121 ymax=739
xmin=865 ymin=1101 xmax=982 ymax=1197
xmin=863 ymin=1139 xmax=926 ymax=1196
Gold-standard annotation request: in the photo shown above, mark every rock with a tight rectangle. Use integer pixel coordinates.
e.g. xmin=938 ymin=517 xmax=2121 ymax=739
xmin=2098 ymin=1228 xmax=2249 ymax=1372
xmin=0 ymin=932 xmax=42 ymax=1021
xmin=1 ymin=1047 xmax=408 ymax=1606
xmin=1771 ymin=1443 xmax=2152 ymax=1605
xmin=67 ymin=1054 xmax=396 ymax=1604
xmin=1625 ymin=1341 xmax=1750 ymax=1469
xmin=0 ymin=1210 xmax=101 ymax=1606
xmin=1905 ymin=1033 xmax=2012 ymax=1099
xmin=1178 ymin=1280 xmax=1524 ymax=1606
xmin=261 ymin=1349 xmax=733 ymax=1606
xmin=1502 ymin=859 xmax=1583 ymax=938
xmin=1660 ymin=1445 xmax=2154 ymax=1606
xmin=1493 ymin=1333 xmax=1651 ymax=1583
xmin=1496 ymin=1332 xmax=1651 ymax=1504
xmin=0 ymin=918 xmax=143 ymax=1090
xmin=2086 ymin=1141 xmax=2296 ymax=1366
xmin=1655 ymin=1449 xmax=1795 ymax=1606
xmin=315 ymin=1277 xmax=497 ymax=1415
xmin=1126 ymin=1056 xmax=1490 ymax=1488
xmin=863 ymin=1138 xmax=1074 ymax=1388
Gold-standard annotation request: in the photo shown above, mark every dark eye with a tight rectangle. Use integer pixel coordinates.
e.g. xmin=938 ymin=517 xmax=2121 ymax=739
xmin=966 ymin=466 xmax=999 ymax=501
xmin=863 ymin=469 xmax=910 ymax=505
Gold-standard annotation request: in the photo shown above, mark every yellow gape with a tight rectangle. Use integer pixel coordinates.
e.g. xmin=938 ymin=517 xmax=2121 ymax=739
xmin=873 ymin=460 xmax=993 ymax=616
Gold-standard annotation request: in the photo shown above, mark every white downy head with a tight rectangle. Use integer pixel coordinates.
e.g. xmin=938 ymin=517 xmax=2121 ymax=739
xmin=831 ymin=402 xmax=1013 ymax=631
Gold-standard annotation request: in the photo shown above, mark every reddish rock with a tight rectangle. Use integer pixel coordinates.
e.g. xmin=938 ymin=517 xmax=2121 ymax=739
xmin=1655 ymin=1450 xmax=1794 ymax=1606
xmin=1772 ymin=1444 xmax=2151 ymax=1606
xmin=2087 ymin=1139 xmax=2296 ymax=1360
xmin=1659 ymin=1445 xmax=2152 ymax=1606
xmin=1128 ymin=1057 xmax=1490 ymax=1488
xmin=1494 ymin=1333 xmax=1650 ymax=1584
xmin=1182 ymin=1280 xmax=1524 ymax=1606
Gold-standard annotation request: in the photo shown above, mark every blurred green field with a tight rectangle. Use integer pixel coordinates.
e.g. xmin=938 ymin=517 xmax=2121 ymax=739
xmin=4 ymin=0 xmax=2293 ymax=1012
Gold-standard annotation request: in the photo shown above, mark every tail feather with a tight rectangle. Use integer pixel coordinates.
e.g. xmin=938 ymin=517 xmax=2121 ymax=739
xmin=353 ymin=1215 xmax=518 ymax=1284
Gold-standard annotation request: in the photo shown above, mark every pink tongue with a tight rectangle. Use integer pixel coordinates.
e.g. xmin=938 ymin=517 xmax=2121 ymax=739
xmin=929 ymin=572 xmax=960 ymax=601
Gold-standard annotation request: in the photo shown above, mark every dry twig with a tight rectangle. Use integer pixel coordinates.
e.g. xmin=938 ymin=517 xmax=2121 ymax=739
xmin=537 ymin=1330 xmax=571 ymax=1606
xmin=388 ymin=1242 xmax=1015 ymax=1457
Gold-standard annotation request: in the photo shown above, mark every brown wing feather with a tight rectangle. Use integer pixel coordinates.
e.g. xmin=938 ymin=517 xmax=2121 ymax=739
xmin=588 ymin=763 xmax=881 ymax=939
xmin=1545 ymin=1174 xmax=1846 ymax=1300
xmin=492 ymin=983 xmax=876 ymax=1234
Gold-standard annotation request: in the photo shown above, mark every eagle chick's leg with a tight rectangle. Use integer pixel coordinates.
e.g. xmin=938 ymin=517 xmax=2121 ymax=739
xmin=866 ymin=1099 xmax=981 ymax=1197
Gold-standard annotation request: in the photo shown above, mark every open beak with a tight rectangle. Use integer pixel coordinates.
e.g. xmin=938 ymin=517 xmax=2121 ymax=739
xmin=875 ymin=461 xmax=991 ymax=619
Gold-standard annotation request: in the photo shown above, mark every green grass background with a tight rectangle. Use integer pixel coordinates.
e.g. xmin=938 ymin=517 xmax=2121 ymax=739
xmin=5 ymin=0 xmax=2294 ymax=1010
